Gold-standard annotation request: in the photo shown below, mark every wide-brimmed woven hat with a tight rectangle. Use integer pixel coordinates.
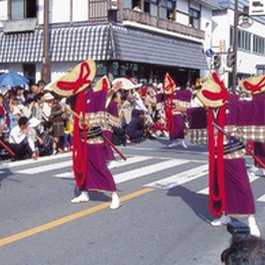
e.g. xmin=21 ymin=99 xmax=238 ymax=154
xmin=93 ymin=75 xmax=110 ymax=92
xmin=196 ymin=72 xmax=229 ymax=108
xmin=50 ymin=58 xmax=96 ymax=97
xmin=112 ymin=78 xmax=142 ymax=90
xmin=240 ymin=75 xmax=265 ymax=95
xmin=163 ymin=73 xmax=176 ymax=95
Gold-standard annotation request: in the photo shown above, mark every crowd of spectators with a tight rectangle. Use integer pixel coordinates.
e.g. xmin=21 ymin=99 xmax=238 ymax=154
xmin=0 ymin=78 xmax=174 ymax=161
xmin=0 ymin=80 xmax=73 ymax=160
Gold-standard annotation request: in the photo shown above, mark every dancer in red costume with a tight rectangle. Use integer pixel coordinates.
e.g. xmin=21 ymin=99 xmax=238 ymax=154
xmin=163 ymin=73 xmax=192 ymax=148
xmin=50 ymin=59 xmax=122 ymax=209
xmin=176 ymin=72 xmax=265 ymax=236
xmin=240 ymin=75 xmax=265 ymax=177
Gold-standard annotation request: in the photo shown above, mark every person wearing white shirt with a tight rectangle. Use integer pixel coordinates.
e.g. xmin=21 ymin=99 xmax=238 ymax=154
xmin=9 ymin=116 xmax=38 ymax=160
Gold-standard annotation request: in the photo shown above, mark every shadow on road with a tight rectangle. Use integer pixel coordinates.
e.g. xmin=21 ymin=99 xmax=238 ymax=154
xmin=167 ymin=185 xmax=213 ymax=224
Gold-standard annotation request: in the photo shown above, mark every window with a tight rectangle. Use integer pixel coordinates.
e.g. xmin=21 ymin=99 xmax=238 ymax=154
xmin=230 ymin=27 xmax=252 ymax=52
xmin=238 ymin=29 xmax=251 ymax=51
xmin=253 ymin=34 xmax=265 ymax=55
xmin=10 ymin=0 xmax=37 ymax=20
xmin=144 ymin=0 xmax=158 ymax=17
xmin=189 ymin=7 xmax=200 ymax=29
xmin=160 ymin=0 xmax=175 ymax=20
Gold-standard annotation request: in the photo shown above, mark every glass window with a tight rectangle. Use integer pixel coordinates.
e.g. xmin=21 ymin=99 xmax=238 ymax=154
xmin=124 ymin=0 xmax=132 ymax=9
xmin=252 ymin=34 xmax=265 ymax=55
xmin=189 ymin=7 xmax=200 ymax=29
xmin=10 ymin=0 xmax=37 ymax=20
xmin=11 ymin=0 xmax=24 ymax=20
xmin=160 ymin=0 xmax=174 ymax=20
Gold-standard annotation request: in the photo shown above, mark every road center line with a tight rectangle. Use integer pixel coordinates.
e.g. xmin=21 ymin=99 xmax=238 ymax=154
xmin=0 ymin=187 xmax=154 ymax=248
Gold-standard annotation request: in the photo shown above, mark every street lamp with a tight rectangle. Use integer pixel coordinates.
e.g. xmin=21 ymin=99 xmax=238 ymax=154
xmin=231 ymin=3 xmax=252 ymax=92
xmin=231 ymin=0 xmax=239 ymax=92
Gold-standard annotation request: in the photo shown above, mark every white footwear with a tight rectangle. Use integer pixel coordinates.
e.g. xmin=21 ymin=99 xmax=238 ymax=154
xmin=181 ymin=140 xmax=188 ymax=149
xmin=248 ymin=165 xmax=259 ymax=173
xmin=107 ymin=160 xmax=119 ymax=168
xmin=71 ymin=191 xmax=89 ymax=203
xmin=248 ymin=216 xmax=261 ymax=237
xmin=249 ymin=223 xmax=261 ymax=237
xmin=211 ymin=215 xmax=231 ymax=226
xmin=255 ymin=168 xmax=265 ymax=177
xmin=110 ymin=193 xmax=121 ymax=210
xmin=168 ymin=140 xmax=180 ymax=148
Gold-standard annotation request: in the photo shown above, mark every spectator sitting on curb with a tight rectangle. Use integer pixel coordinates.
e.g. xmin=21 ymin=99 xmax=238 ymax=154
xmin=8 ymin=116 xmax=38 ymax=160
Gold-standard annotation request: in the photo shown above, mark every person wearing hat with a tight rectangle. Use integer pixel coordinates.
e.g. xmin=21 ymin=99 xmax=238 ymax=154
xmin=50 ymin=59 xmax=122 ymax=209
xmin=176 ymin=72 xmax=265 ymax=237
xmin=162 ymin=73 xmax=192 ymax=148
xmin=9 ymin=116 xmax=38 ymax=160
xmin=240 ymin=75 xmax=265 ymax=177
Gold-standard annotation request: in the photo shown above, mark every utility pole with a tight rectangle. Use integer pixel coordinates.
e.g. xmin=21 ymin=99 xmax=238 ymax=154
xmin=232 ymin=0 xmax=239 ymax=92
xmin=41 ymin=0 xmax=51 ymax=83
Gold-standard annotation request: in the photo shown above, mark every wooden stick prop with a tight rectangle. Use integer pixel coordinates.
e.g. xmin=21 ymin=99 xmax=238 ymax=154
xmin=0 ymin=139 xmax=15 ymax=157
xmin=245 ymin=141 xmax=265 ymax=169
xmin=64 ymin=105 xmax=127 ymax=161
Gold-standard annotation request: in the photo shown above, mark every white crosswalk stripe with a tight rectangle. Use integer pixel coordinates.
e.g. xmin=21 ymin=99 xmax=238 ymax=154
xmin=145 ymin=164 xmax=208 ymax=189
xmin=53 ymin=155 xmax=152 ymax=179
xmin=16 ymin=161 xmax=72 ymax=174
xmin=0 ymin=152 xmax=71 ymax=170
xmin=2 ymin=153 xmax=265 ymax=204
xmin=257 ymin=194 xmax=265 ymax=202
xmin=114 ymin=159 xmax=188 ymax=184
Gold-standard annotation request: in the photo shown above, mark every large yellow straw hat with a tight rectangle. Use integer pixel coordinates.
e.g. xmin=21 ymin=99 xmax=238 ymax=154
xmin=240 ymin=75 xmax=265 ymax=95
xmin=196 ymin=72 xmax=229 ymax=108
xmin=50 ymin=58 xmax=96 ymax=97
xmin=93 ymin=75 xmax=110 ymax=92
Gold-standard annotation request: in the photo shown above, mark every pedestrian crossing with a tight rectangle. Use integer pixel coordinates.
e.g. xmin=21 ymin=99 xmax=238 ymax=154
xmin=1 ymin=153 xmax=265 ymax=203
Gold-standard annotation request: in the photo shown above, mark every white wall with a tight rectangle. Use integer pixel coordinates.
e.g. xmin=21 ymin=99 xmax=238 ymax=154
xmin=0 ymin=0 xmax=8 ymax=27
xmin=201 ymin=7 xmax=213 ymax=51
xmin=50 ymin=0 xmax=71 ymax=23
xmin=73 ymin=0 xmax=89 ymax=22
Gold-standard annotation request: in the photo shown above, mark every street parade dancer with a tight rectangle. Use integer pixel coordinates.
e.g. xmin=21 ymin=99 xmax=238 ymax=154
xmin=50 ymin=59 xmax=122 ymax=209
xmin=240 ymin=75 xmax=265 ymax=177
xmin=94 ymin=76 xmax=117 ymax=166
xmin=176 ymin=72 xmax=264 ymax=236
xmin=163 ymin=73 xmax=192 ymax=148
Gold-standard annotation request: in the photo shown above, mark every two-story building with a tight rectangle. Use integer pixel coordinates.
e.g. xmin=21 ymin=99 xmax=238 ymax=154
xmin=0 ymin=0 xmax=219 ymax=86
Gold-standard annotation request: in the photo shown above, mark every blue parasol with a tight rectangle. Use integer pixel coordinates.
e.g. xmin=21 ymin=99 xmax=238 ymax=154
xmin=0 ymin=71 xmax=29 ymax=88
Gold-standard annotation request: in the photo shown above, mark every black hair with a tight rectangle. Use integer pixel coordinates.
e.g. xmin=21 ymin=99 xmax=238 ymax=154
xmin=44 ymin=121 xmax=53 ymax=130
xmin=18 ymin=116 xmax=29 ymax=127
xmin=37 ymin=80 xmax=46 ymax=87
xmin=221 ymin=234 xmax=265 ymax=265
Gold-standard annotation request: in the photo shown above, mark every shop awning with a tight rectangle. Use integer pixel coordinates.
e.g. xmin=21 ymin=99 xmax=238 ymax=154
xmin=50 ymin=25 xmax=111 ymax=62
xmin=0 ymin=23 xmax=208 ymax=70
xmin=0 ymin=30 xmax=43 ymax=63
xmin=111 ymin=25 xmax=208 ymax=70
xmin=0 ymin=24 xmax=111 ymax=63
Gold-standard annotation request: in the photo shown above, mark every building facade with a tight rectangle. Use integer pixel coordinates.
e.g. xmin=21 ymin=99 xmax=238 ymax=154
xmin=212 ymin=0 xmax=265 ymax=87
xmin=0 ymin=0 xmax=220 ymax=86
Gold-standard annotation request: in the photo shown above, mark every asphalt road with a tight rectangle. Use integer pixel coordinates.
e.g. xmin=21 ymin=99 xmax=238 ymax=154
xmin=0 ymin=138 xmax=264 ymax=265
